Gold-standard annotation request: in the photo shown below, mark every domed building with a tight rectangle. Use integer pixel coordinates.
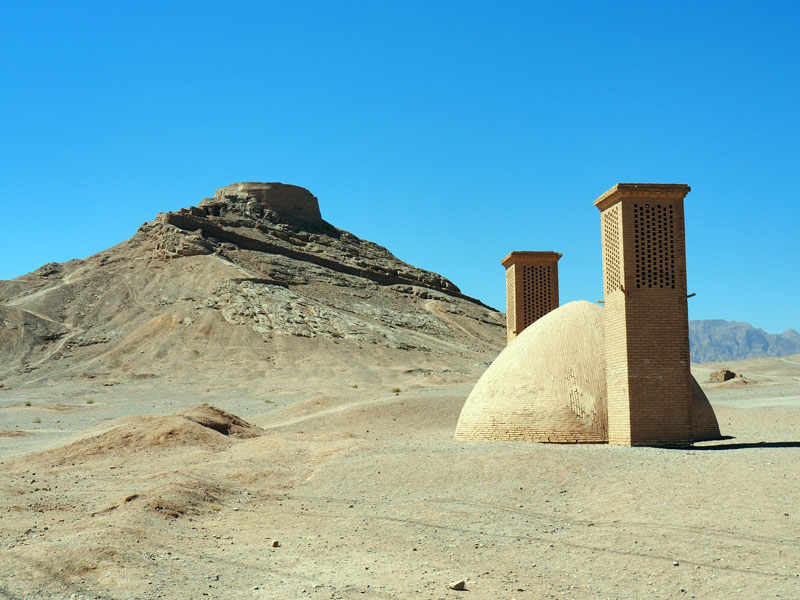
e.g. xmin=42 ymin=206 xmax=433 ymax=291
xmin=456 ymin=183 xmax=723 ymax=446
xmin=454 ymin=301 xmax=720 ymax=444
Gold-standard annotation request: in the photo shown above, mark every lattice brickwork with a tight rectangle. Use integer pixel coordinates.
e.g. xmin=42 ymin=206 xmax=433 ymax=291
xmin=505 ymin=266 xmax=516 ymax=344
xmin=521 ymin=264 xmax=554 ymax=324
xmin=633 ymin=203 xmax=676 ymax=289
xmin=601 ymin=204 xmax=621 ymax=295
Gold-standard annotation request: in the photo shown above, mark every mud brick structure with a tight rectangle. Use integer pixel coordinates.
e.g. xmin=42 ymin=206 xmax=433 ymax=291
xmin=501 ymin=251 xmax=562 ymax=344
xmin=454 ymin=301 xmax=608 ymax=443
xmin=454 ymin=183 xmax=720 ymax=446
xmin=595 ymin=183 xmax=695 ymax=446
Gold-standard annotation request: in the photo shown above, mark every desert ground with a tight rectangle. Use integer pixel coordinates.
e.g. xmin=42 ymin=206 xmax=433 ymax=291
xmin=1 ymin=188 xmax=798 ymax=599
xmin=0 ymin=352 xmax=798 ymax=600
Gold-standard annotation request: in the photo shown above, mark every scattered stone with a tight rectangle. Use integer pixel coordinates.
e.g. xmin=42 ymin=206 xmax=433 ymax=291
xmin=271 ymin=539 xmax=280 ymax=547
xmin=709 ymin=369 xmax=736 ymax=383
xmin=673 ymin=560 xmax=680 ymax=566
xmin=448 ymin=580 xmax=466 ymax=590
xmin=35 ymin=262 xmax=61 ymax=277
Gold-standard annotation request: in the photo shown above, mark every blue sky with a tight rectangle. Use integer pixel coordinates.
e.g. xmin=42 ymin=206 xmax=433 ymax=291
xmin=1 ymin=1 xmax=798 ymax=333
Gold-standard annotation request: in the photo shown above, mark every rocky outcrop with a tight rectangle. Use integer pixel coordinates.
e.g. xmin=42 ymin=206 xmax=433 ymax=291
xmin=208 ymin=182 xmax=322 ymax=221
xmin=709 ymin=369 xmax=736 ymax=383
xmin=132 ymin=182 xmax=486 ymax=306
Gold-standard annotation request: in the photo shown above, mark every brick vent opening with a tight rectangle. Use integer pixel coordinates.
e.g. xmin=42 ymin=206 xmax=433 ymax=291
xmin=602 ymin=204 xmax=621 ymax=294
xmin=633 ymin=203 xmax=675 ymax=289
xmin=505 ymin=268 xmax=516 ymax=332
xmin=521 ymin=264 xmax=553 ymax=324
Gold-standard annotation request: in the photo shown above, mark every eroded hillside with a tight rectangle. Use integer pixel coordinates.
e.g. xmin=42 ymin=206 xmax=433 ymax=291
xmin=0 ymin=183 xmax=504 ymax=390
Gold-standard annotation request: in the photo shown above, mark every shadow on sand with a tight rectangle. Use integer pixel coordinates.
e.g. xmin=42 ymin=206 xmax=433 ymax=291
xmin=691 ymin=440 xmax=800 ymax=451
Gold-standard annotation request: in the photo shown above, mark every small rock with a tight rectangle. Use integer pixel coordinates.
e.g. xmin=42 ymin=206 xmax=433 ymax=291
xmin=709 ymin=369 xmax=736 ymax=383
xmin=271 ymin=539 xmax=280 ymax=547
xmin=673 ymin=560 xmax=680 ymax=566
xmin=448 ymin=580 xmax=466 ymax=590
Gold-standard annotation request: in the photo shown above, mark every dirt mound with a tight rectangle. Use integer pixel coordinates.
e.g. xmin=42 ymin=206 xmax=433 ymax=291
xmin=178 ymin=405 xmax=263 ymax=438
xmin=27 ymin=405 xmax=261 ymax=466
xmin=93 ymin=478 xmax=229 ymax=520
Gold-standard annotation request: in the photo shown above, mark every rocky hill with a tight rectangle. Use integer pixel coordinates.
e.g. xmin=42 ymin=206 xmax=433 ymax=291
xmin=0 ymin=182 xmax=505 ymax=390
xmin=689 ymin=319 xmax=800 ymax=363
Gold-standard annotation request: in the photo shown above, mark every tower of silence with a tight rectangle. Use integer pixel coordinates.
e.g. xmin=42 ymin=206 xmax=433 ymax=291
xmin=454 ymin=183 xmax=721 ymax=446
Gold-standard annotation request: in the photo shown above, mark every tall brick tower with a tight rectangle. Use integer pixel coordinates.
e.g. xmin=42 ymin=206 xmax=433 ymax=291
xmin=501 ymin=251 xmax=562 ymax=343
xmin=595 ymin=184 xmax=693 ymax=446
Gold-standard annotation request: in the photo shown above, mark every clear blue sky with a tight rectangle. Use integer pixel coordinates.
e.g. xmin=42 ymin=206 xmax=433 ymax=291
xmin=1 ymin=1 xmax=798 ymax=333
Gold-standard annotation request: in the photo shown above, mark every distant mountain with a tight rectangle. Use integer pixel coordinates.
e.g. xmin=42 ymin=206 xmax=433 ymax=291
xmin=689 ymin=319 xmax=800 ymax=363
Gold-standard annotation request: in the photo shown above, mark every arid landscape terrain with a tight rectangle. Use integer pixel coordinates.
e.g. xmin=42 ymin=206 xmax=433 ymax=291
xmin=1 ymin=184 xmax=798 ymax=599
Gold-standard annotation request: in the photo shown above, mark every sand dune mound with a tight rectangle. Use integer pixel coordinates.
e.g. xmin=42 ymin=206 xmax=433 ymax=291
xmin=29 ymin=405 xmax=262 ymax=466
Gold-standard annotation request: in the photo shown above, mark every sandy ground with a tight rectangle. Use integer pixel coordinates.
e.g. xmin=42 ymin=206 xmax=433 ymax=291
xmin=0 ymin=358 xmax=798 ymax=600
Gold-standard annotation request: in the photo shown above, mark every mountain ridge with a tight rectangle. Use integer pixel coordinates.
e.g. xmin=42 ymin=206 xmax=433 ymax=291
xmin=689 ymin=319 xmax=800 ymax=363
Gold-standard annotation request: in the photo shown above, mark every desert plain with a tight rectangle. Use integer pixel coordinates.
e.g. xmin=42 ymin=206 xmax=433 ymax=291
xmin=0 ymin=185 xmax=798 ymax=599
xmin=1 ymin=347 xmax=799 ymax=600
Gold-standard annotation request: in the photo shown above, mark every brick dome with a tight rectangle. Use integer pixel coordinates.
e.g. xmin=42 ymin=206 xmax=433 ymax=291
xmin=454 ymin=301 xmax=720 ymax=443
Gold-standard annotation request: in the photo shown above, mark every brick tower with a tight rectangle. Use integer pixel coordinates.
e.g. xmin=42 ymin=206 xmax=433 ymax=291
xmin=501 ymin=251 xmax=562 ymax=344
xmin=595 ymin=183 xmax=693 ymax=446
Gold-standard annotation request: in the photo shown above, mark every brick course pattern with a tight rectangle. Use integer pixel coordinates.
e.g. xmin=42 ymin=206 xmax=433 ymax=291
xmin=500 ymin=251 xmax=562 ymax=344
xmin=595 ymin=183 xmax=699 ymax=446
xmin=455 ymin=301 xmax=608 ymax=443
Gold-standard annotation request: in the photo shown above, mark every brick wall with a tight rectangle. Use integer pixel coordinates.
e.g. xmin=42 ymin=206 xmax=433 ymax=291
xmin=596 ymin=184 xmax=694 ymax=446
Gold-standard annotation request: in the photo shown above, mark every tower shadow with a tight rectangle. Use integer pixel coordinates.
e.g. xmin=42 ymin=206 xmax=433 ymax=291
xmin=690 ymin=440 xmax=800 ymax=450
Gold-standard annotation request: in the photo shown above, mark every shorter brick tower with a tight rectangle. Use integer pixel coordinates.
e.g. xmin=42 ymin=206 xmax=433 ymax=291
xmin=501 ymin=251 xmax=562 ymax=343
xmin=595 ymin=183 xmax=693 ymax=446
